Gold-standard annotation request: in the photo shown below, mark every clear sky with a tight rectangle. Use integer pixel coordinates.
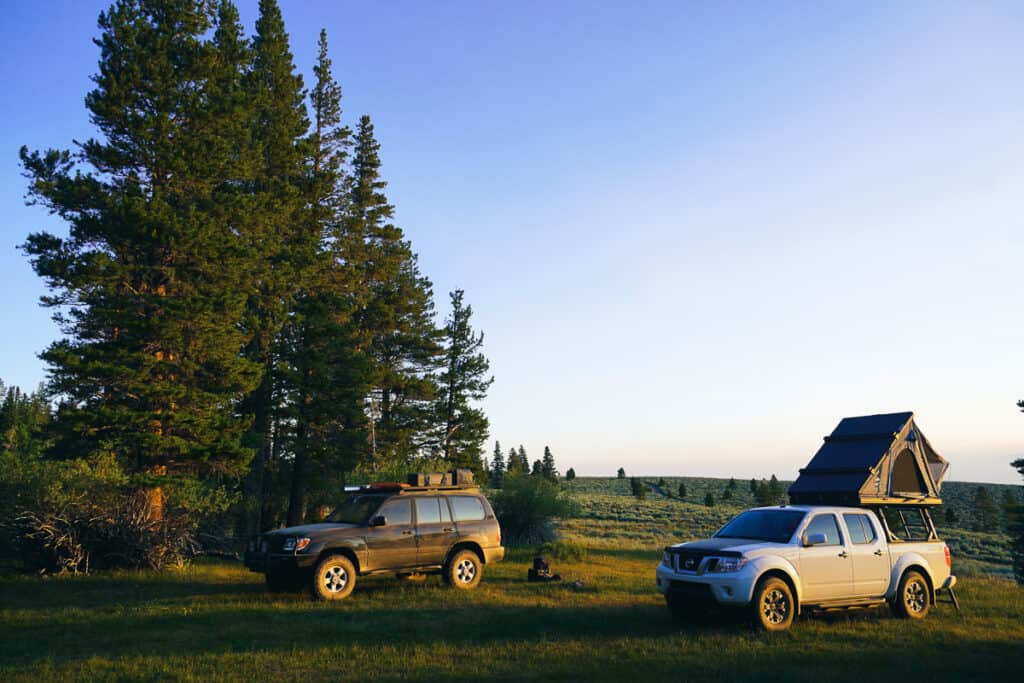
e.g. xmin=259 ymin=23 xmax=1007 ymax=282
xmin=1 ymin=1 xmax=1021 ymax=484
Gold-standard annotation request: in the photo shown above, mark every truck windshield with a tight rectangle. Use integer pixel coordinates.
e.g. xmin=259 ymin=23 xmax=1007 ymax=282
xmin=325 ymin=495 xmax=388 ymax=525
xmin=714 ymin=509 xmax=807 ymax=544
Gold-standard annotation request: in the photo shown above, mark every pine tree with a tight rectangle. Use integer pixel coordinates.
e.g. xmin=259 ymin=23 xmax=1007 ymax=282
xmin=768 ymin=474 xmax=783 ymax=505
xmin=565 ymin=467 xmax=576 ymax=481
xmin=20 ymin=0 xmax=261 ymax=518
xmin=727 ymin=477 xmax=737 ymax=491
xmin=491 ymin=441 xmax=505 ymax=487
xmin=517 ymin=445 xmax=529 ymax=473
xmin=239 ymin=0 xmax=311 ymax=536
xmin=705 ymin=492 xmax=716 ymax=507
xmin=531 ymin=459 xmax=543 ymax=477
xmin=346 ymin=116 xmax=441 ymax=469
xmin=749 ymin=478 xmax=758 ymax=494
xmin=617 ymin=467 xmax=626 ymax=479
xmin=630 ymin=477 xmax=646 ymax=500
xmin=435 ymin=290 xmax=493 ymax=474
xmin=506 ymin=447 xmax=523 ymax=477
xmin=541 ymin=446 xmax=558 ymax=482
xmin=677 ymin=482 xmax=687 ymax=500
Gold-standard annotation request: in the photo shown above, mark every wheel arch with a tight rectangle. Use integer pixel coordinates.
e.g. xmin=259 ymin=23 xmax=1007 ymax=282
xmin=756 ymin=568 xmax=802 ymax=616
xmin=895 ymin=563 xmax=935 ymax=605
xmin=319 ymin=546 xmax=361 ymax=574
xmin=446 ymin=541 xmax=485 ymax=566
xmin=888 ymin=553 xmax=936 ymax=604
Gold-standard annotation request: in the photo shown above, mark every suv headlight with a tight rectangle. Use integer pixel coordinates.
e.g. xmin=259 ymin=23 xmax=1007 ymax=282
xmin=708 ymin=556 xmax=746 ymax=573
xmin=282 ymin=537 xmax=311 ymax=552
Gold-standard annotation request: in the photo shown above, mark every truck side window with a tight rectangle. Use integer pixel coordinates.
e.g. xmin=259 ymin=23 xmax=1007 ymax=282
xmin=415 ymin=497 xmax=442 ymax=525
xmin=377 ymin=498 xmax=412 ymax=526
xmin=450 ymin=496 xmax=486 ymax=522
xmin=804 ymin=514 xmax=842 ymax=545
xmin=842 ymin=513 xmax=877 ymax=544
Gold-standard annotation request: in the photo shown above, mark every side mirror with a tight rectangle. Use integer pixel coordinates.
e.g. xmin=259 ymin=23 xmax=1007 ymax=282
xmin=370 ymin=515 xmax=386 ymax=527
xmin=803 ymin=532 xmax=828 ymax=546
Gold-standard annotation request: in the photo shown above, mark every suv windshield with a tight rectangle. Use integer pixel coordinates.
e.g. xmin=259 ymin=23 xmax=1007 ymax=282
xmin=326 ymin=494 xmax=389 ymax=525
xmin=714 ymin=509 xmax=807 ymax=544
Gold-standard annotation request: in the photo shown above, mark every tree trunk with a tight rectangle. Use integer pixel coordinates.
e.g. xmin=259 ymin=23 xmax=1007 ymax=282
xmin=241 ymin=373 xmax=272 ymax=538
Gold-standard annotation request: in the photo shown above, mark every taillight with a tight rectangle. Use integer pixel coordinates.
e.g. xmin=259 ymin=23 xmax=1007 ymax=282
xmin=944 ymin=544 xmax=951 ymax=569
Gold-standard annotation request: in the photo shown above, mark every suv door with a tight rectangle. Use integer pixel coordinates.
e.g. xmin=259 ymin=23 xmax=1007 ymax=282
xmin=364 ymin=497 xmax=416 ymax=571
xmin=414 ymin=496 xmax=458 ymax=566
xmin=798 ymin=513 xmax=854 ymax=602
xmin=842 ymin=512 xmax=890 ymax=597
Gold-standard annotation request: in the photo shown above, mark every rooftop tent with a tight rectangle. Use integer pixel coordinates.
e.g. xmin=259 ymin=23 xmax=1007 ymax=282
xmin=788 ymin=412 xmax=949 ymax=506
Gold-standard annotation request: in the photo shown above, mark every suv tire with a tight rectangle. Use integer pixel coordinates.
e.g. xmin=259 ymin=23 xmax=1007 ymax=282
xmin=312 ymin=554 xmax=356 ymax=601
xmin=444 ymin=549 xmax=482 ymax=590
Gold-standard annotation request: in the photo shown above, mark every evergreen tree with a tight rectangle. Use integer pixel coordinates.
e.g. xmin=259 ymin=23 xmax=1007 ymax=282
xmin=768 ymin=474 xmax=783 ymax=505
xmin=722 ymin=487 xmax=732 ymax=501
xmin=506 ymin=447 xmax=523 ymax=477
xmin=565 ymin=467 xmax=576 ymax=481
xmin=943 ymin=506 xmax=958 ymax=526
xmin=617 ymin=467 xmax=626 ymax=479
xmin=344 ymin=115 xmax=441 ymax=469
xmin=705 ymin=491 xmax=716 ymax=507
xmin=1001 ymin=489 xmax=1019 ymax=533
xmin=435 ymin=290 xmax=493 ymax=474
xmin=754 ymin=480 xmax=772 ymax=506
xmin=517 ymin=445 xmax=529 ymax=473
xmin=541 ymin=446 xmax=558 ymax=482
xmin=630 ymin=477 xmax=646 ymax=500
xmin=727 ymin=477 xmax=737 ymax=491
xmin=677 ymin=482 xmax=687 ymax=500
xmin=20 ymin=0 xmax=262 ymax=518
xmin=749 ymin=478 xmax=758 ymax=494
xmin=491 ymin=441 xmax=505 ymax=487
xmin=239 ymin=0 xmax=311 ymax=535
xmin=0 ymin=381 xmax=51 ymax=456
xmin=531 ymin=459 xmax=543 ymax=477
xmin=973 ymin=486 xmax=999 ymax=531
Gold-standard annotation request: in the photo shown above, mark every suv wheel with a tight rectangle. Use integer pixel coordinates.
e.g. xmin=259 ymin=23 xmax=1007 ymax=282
xmin=312 ymin=554 xmax=356 ymax=601
xmin=444 ymin=549 xmax=482 ymax=590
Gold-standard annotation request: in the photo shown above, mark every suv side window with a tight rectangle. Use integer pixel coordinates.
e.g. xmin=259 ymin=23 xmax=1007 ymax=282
xmin=804 ymin=514 xmax=843 ymax=546
xmin=843 ymin=513 xmax=878 ymax=544
xmin=449 ymin=496 xmax=486 ymax=522
xmin=377 ymin=498 xmax=412 ymax=526
xmin=414 ymin=497 xmax=442 ymax=525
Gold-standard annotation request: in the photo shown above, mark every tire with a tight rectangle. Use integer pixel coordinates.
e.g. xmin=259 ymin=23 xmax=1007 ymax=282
xmin=311 ymin=554 xmax=357 ymax=601
xmin=444 ymin=549 xmax=482 ymax=590
xmin=891 ymin=570 xmax=930 ymax=620
xmin=752 ymin=576 xmax=795 ymax=631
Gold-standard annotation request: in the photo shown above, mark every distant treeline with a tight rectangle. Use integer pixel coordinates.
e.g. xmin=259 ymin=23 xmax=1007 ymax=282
xmin=3 ymin=0 xmax=493 ymax=571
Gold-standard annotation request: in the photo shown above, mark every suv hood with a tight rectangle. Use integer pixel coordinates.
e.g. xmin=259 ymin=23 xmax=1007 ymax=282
xmin=265 ymin=523 xmax=359 ymax=537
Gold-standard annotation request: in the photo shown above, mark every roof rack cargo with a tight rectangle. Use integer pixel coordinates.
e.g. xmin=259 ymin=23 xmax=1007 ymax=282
xmin=788 ymin=412 xmax=948 ymax=507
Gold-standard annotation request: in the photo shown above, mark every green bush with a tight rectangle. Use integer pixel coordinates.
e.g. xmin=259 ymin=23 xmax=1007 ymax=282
xmin=537 ymin=540 xmax=587 ymax=562
xmin=492 ymin=474 xmax=576 ymax=546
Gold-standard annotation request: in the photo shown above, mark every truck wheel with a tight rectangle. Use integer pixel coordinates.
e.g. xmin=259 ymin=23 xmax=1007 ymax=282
xmin=752 ymin=576 xmax=795 ymax=631
xmin=444 ymin=549 xmax=482 ymax=590
xmin=892 ymin=570 xmax=930 ymax=620
xmin=312 ymin=554 xmax=356 ymax=601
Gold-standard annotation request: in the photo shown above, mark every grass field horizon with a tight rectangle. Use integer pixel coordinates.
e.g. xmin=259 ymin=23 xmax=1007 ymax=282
xmin=2 ymin=476 xmax=1021 ymax=681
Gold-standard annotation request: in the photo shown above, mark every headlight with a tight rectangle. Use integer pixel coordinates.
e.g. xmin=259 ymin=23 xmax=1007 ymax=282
xmin=708 ymin=556 xmax=746 ymax=573
xmin=663 ymin=551 xmax=672 ymax=566
xmin=283 ymin=537 xmax=311 ymax=552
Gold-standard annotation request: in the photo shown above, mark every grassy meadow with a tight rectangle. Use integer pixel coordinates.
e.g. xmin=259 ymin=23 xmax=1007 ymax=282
xmin=1 ymin=476 xmax=1022 ymax=681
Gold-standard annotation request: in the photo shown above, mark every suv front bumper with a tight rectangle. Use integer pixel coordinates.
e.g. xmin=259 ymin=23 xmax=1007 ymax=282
xmin=244 ymin=550 xmax=317 ymax=574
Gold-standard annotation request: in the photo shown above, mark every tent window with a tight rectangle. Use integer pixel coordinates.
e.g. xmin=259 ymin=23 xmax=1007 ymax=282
xmin=891 ymin=448 xmax=927 ymax=495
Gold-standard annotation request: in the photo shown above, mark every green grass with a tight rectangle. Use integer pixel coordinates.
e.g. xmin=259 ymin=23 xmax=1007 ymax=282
xmin=1 ymin=478 xmax=1021 ymax=681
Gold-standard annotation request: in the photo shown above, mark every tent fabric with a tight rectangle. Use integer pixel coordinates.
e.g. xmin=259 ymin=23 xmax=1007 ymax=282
xmin=788 ymin=412 xmax=948 ymax=506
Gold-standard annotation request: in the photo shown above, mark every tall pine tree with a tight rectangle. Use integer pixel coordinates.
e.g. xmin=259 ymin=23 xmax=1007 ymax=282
xmin=20 ymin=0 xmax=261 ymax=517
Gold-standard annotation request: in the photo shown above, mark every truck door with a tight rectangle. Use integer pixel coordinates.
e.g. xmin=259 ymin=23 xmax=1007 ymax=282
xmin=798 ymin=513 xmax=854 ymax=602
xmin=414 ymin=496 xmax=457 ymax=566
xmin=842 ymin=512 xmax=890 ymax=597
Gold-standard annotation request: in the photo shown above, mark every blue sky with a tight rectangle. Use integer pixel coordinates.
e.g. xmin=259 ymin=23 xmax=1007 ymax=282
xmin=1 ymin=1 xmax=1022 ymax=483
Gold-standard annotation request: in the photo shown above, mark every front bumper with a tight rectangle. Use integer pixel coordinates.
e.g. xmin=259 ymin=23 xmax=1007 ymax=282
xmin=655 ymin=563 xmax=758 ymax=607
xmin=244 ymin=550 xmax=317 ymax=574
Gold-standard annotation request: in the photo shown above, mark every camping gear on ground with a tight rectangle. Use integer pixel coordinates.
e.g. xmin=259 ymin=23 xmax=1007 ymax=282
xmin=788 ymin=412 xmax=948 ymax=506
xmin=528 ymin=556 xmax=561 ymax=583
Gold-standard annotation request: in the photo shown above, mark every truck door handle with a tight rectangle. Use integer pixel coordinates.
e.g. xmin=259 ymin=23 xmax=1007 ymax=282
xmin=838 ymin=551 xmax=848 ymax=558
xmin=401 ymin=530 xmax=413 ymax=535
xmin=442 ymin=528 xmax=454 ymax=533
xmin=874 ymin=549 xmax=883 ymax=556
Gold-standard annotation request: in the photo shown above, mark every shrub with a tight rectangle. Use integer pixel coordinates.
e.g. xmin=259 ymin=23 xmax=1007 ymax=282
xmin=630 ymin=477 xmax=646 ymax=500
xmin=565 ymin=467 xmax=576 ymax=481
xmin=617 ymin=467 xmax=625 ymax=479
xmin=537 ymin=540 xmax=587 ymax=562
xmin=492 ymin=474 xmax=576 ymax=546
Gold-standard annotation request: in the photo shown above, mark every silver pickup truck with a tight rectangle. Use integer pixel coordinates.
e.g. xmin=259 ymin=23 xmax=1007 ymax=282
xmin=655 ymin=505 xmax=955 ymax=630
